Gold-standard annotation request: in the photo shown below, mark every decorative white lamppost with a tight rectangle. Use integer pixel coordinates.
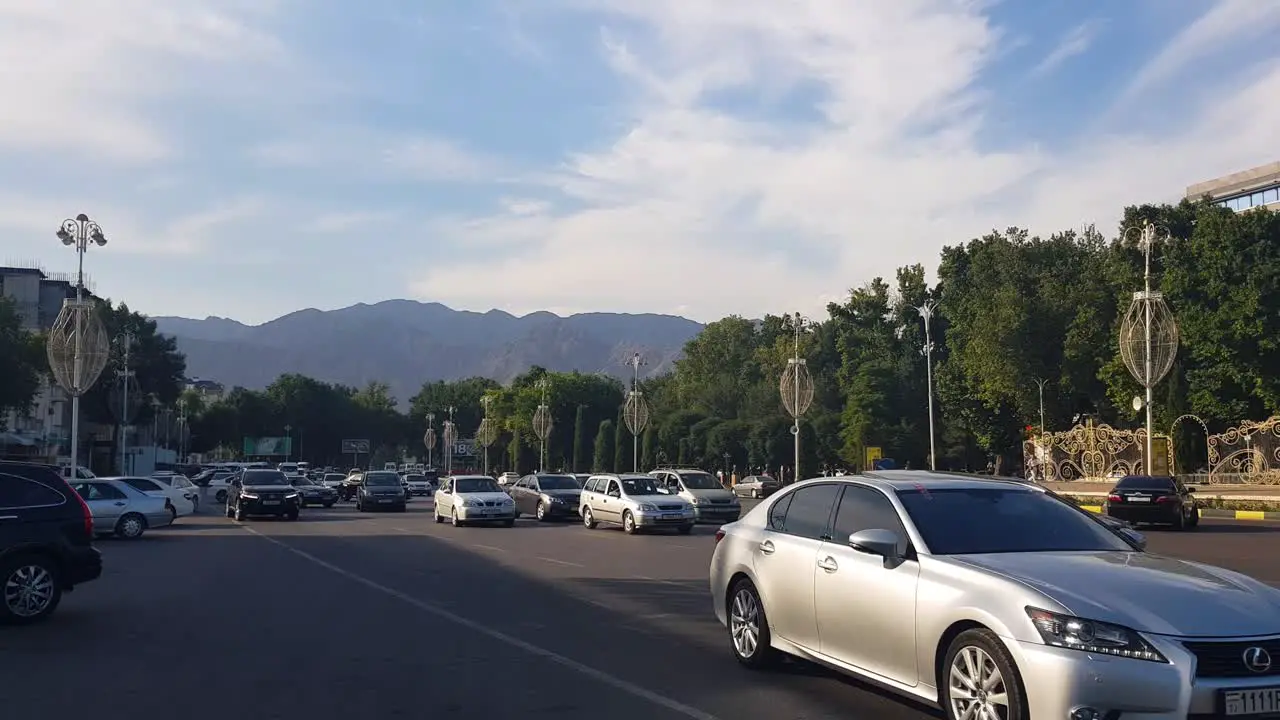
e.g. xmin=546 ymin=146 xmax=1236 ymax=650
xmin=779 ymin=313 xmax=815 ymax=482
xmin=532 ymin=379 xmax=553 ymax=472
xmin=423 ymin=412 xmax=436 ymax=469
xmin=1119 ymin=220 xmax=1179 ymax=474
xmin=442 ymin=406 xmax=457 ymax=474
xmin=476 ymin=395 xmax=498 ymax=477
xmin=47 ymin=214 xmax=111 ymax=474
xmin=623 ymin=352 xmax=650 ymax=472
xmin=915 ymin=300 xmax=938 ymax=471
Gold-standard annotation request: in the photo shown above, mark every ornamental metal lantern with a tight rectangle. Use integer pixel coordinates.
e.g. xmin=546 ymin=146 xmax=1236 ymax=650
xmin=476 ymin=417 xmax=498 ymax=476
xmin=47 ymin=299 xmax=111 ymax=397
xmin=1118 ymin=220 xmax=1180 ymax=474
xmin=423 ymin=428 xmax=437 ymax=451
xmin=623 ymin=391 xmax=650 ymax=472
xmin=442 ymin=421 xmax=457 ymax=474
xmin=779 ymin=312 xmax=816 ymax=482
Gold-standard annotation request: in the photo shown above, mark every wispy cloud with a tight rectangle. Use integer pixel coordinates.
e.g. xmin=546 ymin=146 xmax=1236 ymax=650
xmin=250 ymin=129 xmax=509 ymax=183
xmin=1030 ymin=20 xmax=1101 ymax=77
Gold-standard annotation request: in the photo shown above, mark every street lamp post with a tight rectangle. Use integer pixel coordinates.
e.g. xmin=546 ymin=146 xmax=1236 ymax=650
xmin=1119 ymin=221 xmax=1179 ymax=474
xmin=47 ymin=214 xmax=111 ymax=475
xmin=779 ymin=313 xmax=815 ymax=482
xmin=423 ymin=413 xmax=436 ymax=469
xmin=1034 ymin=377 xmax=1048 ymax=435
xmin=443 ymin=406 xmax=457 ymax=474
xmin=722 ymin=452 xmax=731 ymax=485
xmin=113 ymin=333 xmax=135 ymax=474
xmin=623 ymin=353 xmax=650 ymax=472
xmin=531 ymin=380 xmax=553 ymax=472
xmin=915 ymin=301 xmax=938 ymax=471
xmin=283 ymin=424 xmax=293 ymax=462
xmin=476 ymin=395 xmax=498 ymax=477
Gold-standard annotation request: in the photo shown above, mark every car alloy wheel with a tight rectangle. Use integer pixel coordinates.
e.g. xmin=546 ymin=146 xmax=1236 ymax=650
xmin=622 ymin=511 xmax=637 ymax=534
xmin=730 ymin=585 xmax=760 ymax=658
xmin=536 ymin=501 xmax=547 ymax=521
xmin=946 ymin=637 xmax=1021 ymax=720
xmin=117 ymin=513 xmax=145 ymax=539
xmin=3 ymin=563 xmax=56 ymax=619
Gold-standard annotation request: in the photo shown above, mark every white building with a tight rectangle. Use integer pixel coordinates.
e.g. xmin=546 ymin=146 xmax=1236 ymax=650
xmin=1185 ymin=161 xmax=1280 ymax=212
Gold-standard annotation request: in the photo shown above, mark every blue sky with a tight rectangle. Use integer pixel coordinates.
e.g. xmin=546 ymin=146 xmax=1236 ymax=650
xmin=2 ymin=0 xmax=1278 ymax=325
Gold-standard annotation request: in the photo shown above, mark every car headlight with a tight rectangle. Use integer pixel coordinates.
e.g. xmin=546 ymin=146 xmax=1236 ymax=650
xmin=462 ymin=497 xmax=479 ymax=507
xmin=688 ymin=496 xmax=702 ymax=505
xmin=240 ymin=492 xmax=259 ymax=500
xmin=285 ymin=492 xmax=300 ymax=500
xmin=639 ymin=502 xmax=658 ymax=511
xmin=1026 ymin=608 xmax=1167 ymax=662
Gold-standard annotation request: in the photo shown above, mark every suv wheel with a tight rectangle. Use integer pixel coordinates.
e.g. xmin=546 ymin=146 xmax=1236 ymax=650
xmin=0 ymin=555 xmax=62 ymax=625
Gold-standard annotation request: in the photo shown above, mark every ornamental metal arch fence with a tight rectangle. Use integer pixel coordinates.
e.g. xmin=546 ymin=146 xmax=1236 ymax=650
xmin=1023 ymin=419 xmax=1171 ymax=482
xmin=1206 ymin=416 xmax=1280 ymax=485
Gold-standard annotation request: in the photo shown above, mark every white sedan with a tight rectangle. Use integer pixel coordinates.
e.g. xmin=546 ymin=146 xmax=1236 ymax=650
xmin=107 ymin=475 xmax=197 ymax=520
xmin=433 ymin=475 xmax=516 ymax=527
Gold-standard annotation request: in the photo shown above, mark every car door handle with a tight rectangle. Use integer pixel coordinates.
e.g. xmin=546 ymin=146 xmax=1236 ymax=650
xmin=114 ymin=502 xmax=127 ymax=506
xmin=758 ymin=540 xmax=775 ymax=555
xmin=817 ymin=556 xmax=838 ymax=572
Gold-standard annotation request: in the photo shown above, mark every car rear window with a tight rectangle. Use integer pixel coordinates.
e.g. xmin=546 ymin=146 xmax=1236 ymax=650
xmin=1114 ymin=476 xmax=1175 ymax=490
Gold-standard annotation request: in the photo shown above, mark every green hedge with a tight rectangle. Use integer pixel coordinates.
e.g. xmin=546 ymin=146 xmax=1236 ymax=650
xmin=1060 ymin=494 xmax=1280 ymax=513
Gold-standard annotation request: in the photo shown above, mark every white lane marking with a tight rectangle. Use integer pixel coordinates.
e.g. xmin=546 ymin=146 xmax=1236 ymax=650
xmin=241 ymin=526 xmax=719 ymax=720
xmin=538 ymin=556 xmax=584 ymax=568
xmin=471 ymin=543 xmax=507 ymax=553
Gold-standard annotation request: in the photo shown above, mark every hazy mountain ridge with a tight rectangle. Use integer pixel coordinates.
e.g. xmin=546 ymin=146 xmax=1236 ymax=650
xmin=151 ymin=300 xmax=703 ymax=404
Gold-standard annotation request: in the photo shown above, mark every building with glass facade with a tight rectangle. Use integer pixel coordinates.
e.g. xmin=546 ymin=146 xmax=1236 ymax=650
xmin=1185 ymin=161 xmax=1280 ymax=212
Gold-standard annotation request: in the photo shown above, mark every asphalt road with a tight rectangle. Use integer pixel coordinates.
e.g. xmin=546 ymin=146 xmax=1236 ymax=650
xmin=3 ymin=498 xmax=1278 ymax=720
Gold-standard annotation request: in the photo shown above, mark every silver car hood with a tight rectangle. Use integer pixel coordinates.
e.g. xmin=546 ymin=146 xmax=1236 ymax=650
xmin=952 ymin=551 xmax=1280 ymax=637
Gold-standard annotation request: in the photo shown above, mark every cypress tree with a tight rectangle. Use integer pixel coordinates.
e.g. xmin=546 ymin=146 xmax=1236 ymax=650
xmin=572 ymin=404 xmax=588 ymax=472
xmin=593 ymin=419 xmax=614 ymax=472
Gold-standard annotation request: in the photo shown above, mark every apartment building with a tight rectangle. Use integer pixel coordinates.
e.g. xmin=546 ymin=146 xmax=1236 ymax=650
xmin=1185 ymin=161 xmax=1280 ymax=212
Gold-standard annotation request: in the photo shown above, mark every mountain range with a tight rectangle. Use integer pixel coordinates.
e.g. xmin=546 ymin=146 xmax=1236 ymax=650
xmin=151 ymin=300 xmax=705 ymax=405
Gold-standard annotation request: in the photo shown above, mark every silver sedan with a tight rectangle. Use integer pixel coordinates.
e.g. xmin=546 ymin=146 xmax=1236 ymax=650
xmin=709 ymin=470 xmax=1280 ymax=720
xmin=69 ymin=478 xmax=173 ymax=539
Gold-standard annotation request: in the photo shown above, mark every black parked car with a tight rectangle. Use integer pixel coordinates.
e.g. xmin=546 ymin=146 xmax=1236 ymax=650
xmin=507 ymin=473 xmax=582 ymax=521
xmin=289 ymin=475 xmax=338 ymax=508
xmin=0 ymin=461 xmax=103 ymax=624
xmin=356 ymin=471 xmax=408 ymax=512
xmin=1104 ymin=474 xmax=1200 ymax=530
xmin=226 ymin=469 xmax=301 ymax=521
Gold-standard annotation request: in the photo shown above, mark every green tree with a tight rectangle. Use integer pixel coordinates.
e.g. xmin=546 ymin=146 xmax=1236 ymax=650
xmin=593 ymin=419 xmax=614 ymax=472
xmin=572 ymin=404 xmax=588 ymax=472
xmin=0 ymin=296 xmax=44 ymax=424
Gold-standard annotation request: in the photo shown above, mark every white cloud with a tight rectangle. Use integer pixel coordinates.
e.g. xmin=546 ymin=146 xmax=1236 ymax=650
xmin=0 ymin=0 xmax=286 ymax=163
xmin=250 ymin=128 xmax=508 ymax=183
xmin=405 ymin=0 xmax=1280 ymax=323
xmin=1030 ymin=21 xmax=1100 ymax=77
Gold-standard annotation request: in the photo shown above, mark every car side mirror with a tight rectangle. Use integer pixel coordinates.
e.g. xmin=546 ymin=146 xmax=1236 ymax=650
xmin=848 ymin=529 xmax=903 ymax=564
xmin=1119 ymin=527 xmax=1148 ymax=551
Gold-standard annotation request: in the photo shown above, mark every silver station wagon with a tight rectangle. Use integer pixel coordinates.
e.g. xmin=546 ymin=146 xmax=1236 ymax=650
xmin=579 ymin=473 xmax=695 ymax=534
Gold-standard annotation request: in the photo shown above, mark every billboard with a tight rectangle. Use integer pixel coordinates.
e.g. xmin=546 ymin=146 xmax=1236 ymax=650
xmin=341 ymin=439 xmax=371 ymax=454
xmin=243 ymin=437 xmax=293 ymax=456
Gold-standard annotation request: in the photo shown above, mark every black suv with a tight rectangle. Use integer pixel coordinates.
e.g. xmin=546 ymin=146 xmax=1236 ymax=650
xmin=225 ymin=469 xmax=301 ymax=521
xmin=0 ymin=461 xmax=103 ymax=624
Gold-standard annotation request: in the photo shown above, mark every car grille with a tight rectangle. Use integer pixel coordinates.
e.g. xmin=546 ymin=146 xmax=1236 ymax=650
xmin=1183 ymin=639 xmax=1280 ymax=678
xmin=259 ymin=492 xmax=286 ymax=500
xmin=478 ymin=500 xmax=503 ymax=507
xmin=708 ymin=498 xmax=730 ymax=505
xmin=657 ymin=504 xmax=684 ymax=511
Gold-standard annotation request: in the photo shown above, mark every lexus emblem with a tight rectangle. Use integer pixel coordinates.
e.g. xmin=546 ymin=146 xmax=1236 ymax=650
xmin=1243 ymin=647 xmax=1273 ymax=674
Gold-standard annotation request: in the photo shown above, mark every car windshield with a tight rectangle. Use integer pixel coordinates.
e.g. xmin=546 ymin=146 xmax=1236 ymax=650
xmin=896 ymin=487 xmax=1132 ymax=555
xmin=456 ymin=478 xmax=501 ymax=493
xmin=364 ymin=472 xmax=400 ymax=486
xmin=537 ymin=475 xmax=579 ymax=490
xmin=621 ymin=477 xmax=660 ymax=496
xmin=242 ymin=471 xmax=288 ymax=486
xmin=678 ymin=472 xmax=722 ymax=490
xmin=1115 ymin=475 xmax=1175 ymax=490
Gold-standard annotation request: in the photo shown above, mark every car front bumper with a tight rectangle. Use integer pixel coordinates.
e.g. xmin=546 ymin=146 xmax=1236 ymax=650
xmin=1008 ymin=632 xmax=1280 ymax=719
xmin=634 ymin=510 xmax=695 ymax=527
xmin=691 ymin=504 xmax=741 ymax=523
xmin=240 ymin=497 xmax=301 ymax=515
xmin=456 ymin=505 xmax=516 ymax=521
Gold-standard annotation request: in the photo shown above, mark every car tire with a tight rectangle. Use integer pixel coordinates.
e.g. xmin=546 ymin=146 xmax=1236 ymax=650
xmin=941 ymin=628 xmax=1029 ymax=720
xmin=168 ymin=506 xmax=178 ymax=523
xmin=116 ymin=513 xmax=147 ymax=539
xmin=451 ymin=508 xmax=463 ymax=527
xmin=225 ymin=502 xmax=234 ymax=518
xmin=582 ymin=507 xmax=598 ymax=529
xmin=536 ymin=501 xmax=548 ymax=522
xmin=727 ymin=579 xmax=777 ymax=669
xmin=677 ymin=524 xmax=694 ymax=535
xmin=622 ymin=510 xmax=638 ymax=535
xmin=0 ymin=554 xmax=63 ymax=625
xmin=434 ymin=507 xmax=444 ymax=523
xmin=234 ymin=503 xmax=246 ymax=522
xmin=1188 ymin=506 xmax=1200 ymax=528
xmin=1173 ymin=508 xmax=1187 ymax=531
xmin=751 ymin=489 xmax=760 ymax=499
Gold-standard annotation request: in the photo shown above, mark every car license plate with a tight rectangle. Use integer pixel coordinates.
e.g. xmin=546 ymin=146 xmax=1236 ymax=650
xmin=1224 ymin=687 xmax=1280 ymax=716
xmin=262 ymin=500 xmax=280 ymax=505
xmin=379 ymin=499 xmax=393 ymax=504
xmin=1128 ymin=496 xmax=1151 ymax=503
xmin=662 ymin=512 xmax=681 ymax=519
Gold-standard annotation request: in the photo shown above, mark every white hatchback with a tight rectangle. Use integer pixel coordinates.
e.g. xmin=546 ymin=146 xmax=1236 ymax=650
xmin=434 ymin=475 xmax=516 ymax=527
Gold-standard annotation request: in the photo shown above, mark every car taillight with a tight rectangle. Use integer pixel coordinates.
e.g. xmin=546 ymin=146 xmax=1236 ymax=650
xmin=1107 ymin=494 xmax=1122 ymax=503
xmin=714 ymin=528 xmax=726 ymax=545
xmin=73 ymin=489 xmax=94 ymax=536
xmin=1156 ymin=496 xmax=1175 ymax=504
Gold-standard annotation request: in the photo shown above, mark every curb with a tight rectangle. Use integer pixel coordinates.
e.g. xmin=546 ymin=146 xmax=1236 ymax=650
xmin=1080 ymin=505 xmax=1280 ymax=521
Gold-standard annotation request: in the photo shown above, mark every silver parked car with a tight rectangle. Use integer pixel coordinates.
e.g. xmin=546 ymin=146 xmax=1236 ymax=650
xmin=650 ymin=468 xmax=741 ymax=523
xmin=580 ymin=474 xmax=695 ymax=534
xmin=710 ymin=470 xmax=1280 ymax=720
xmin=68 ymin=479 xmax=173 ymax=539
xmin=732 ymin=474 xmax=781 ymax=499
